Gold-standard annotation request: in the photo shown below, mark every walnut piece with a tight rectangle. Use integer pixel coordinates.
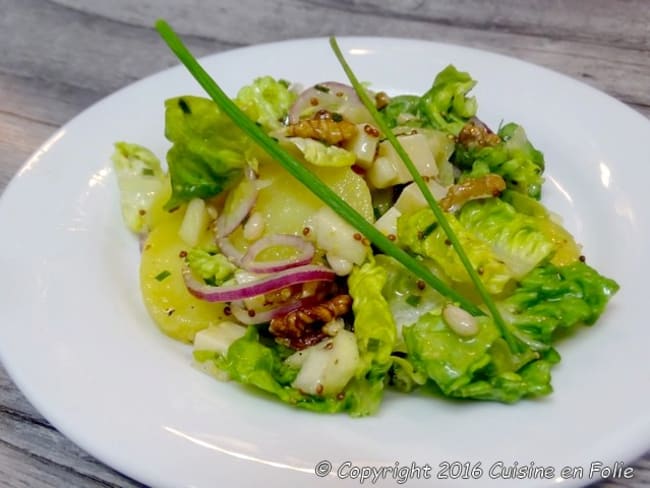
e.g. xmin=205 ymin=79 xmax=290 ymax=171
xmin=286 ymin=118 xmax=358 ymax=145
xmin=457 ymin=119 xmax=501 ymax=149
xmin=440 ymin=174 xmax=506 ymax=212
xmin=269 ymin=294 xmax=352 ymax=349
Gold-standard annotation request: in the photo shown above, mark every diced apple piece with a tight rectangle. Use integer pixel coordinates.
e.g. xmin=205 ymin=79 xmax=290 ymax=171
xmin=288 ymin=329 xmax=359 ymax=396
xmin=374 ymin=207 xmax=402 ymax=237
xmin=343 ymin=124 xmax=380 ymax=168
xmin=367 ymin=133 xmax=438 ymax=188
xmin=367 ymin=156 xmax=398 ymax=188
xmin=193 ymin=321 xmax=247 ymax=355
xmin=311 ymin=207 xmax=367 ymax=265
xmin=326 ymin=254 xmax=354 ymax=276
xmin=419 ymin=128 xmax=455 ymax=166
xmin=394 ymin=180 xmax=449 ymax=214
xmin=178 ymin=198 xmax=209 ymax=247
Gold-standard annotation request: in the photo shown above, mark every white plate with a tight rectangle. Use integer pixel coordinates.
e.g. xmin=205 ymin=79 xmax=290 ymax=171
xmin=0 ymin=37 xmax=648 ymax=488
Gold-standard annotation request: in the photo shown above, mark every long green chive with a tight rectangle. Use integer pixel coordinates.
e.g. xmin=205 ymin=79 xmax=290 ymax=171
xmin=329 ymin=37 xmax=517 ymax=352
xmin=154 ymin=20 xmax=482 ymax=316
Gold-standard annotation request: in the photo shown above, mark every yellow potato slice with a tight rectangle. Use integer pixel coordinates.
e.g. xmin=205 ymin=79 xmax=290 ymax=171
xmin=140 ymin=208 xmax=226 ymax=343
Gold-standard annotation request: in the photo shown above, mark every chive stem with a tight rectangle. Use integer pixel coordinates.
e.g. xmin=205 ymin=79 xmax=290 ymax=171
xmin=329 ymin=37 xmax=517 ymax=352
xmin=154 ymin=20 xmax=483 ymax=316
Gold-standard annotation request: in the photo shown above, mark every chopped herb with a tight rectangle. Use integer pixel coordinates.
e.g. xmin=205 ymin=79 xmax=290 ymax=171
xmin=155 ymin=270 xmax=171 ymax=281
xmin=142 ymin=168 xmax=155 ymax=176
xmin=420 ymin=222 xmax=438 ymax=239
xmin=178 ymin=98 xmax=191 ymax=114
xmin=314 ymin=84 xmax=330 ymax=93
xmin=331 ymin=112 xmax=343 ymax=122
xmin=367 ymin=338 xmax=380 ymax=352
xmin=405 ymin=295 xmax=421 ymax=307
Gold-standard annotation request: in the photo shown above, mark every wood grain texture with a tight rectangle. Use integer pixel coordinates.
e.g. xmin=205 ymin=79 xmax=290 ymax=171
xmin=0 ymin=0 xmax=648 ymax=486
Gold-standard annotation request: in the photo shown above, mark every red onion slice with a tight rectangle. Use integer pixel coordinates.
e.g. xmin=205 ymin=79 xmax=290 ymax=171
xmin=241 ymin=234 xmax=314 ymax=273
xmin=217 ymin=236 xmax=244 ymax=266
xmin=216 ymin=177 xmax=258 ymax=238
xmin=288 ymin=81 xmax=370 ymax=124
xmin=183 ymin=264 xmax=335 ymax=302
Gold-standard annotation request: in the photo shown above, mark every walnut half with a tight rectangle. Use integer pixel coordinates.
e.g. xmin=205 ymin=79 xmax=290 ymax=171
xmin=269 ymin=294 xmax=352 ymax=349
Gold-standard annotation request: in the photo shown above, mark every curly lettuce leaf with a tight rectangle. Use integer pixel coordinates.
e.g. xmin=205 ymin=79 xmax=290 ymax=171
xmin=206 ymin=327 xmax=382 ymax=415
xmin=186 ymin=248 xmax=236 ymax=286
xmin=375 ymin=254 xmax=444 ymax=336
xmin=379 ymin=65 xmax=476 ymax=134
xmin=164 ymin=96 xmax=252 ymax=210
xmin=235 ymin=76 xmax=296 ymax=131
xmin=381 ymin=95 xmax=422 ymax=128
xmin=419 ymin=65 xmax=478 ymax=135
xmin=456 ymin=123 xmax=545 ymax=199
xmin=112 ymin=142 xmax=166 ymax=233
xmin=502 ymin=190 xmax=582 ymax=266
xmin=389 ymin=355 xmax=428 ymax=392
xmin=501 ymin=261 xmax=620 ymax=343
xmin=346 ymin=259 xmax=400 ymax=414
xmin=348 ymin=260 xmax=398 ymax=373
xmin=403 ymin=311 xmax=558 ymax=402
xmin=403 ymin=310 xmax=497 ymax=394
xmin=398 ymin=196 xmax=567 ymax=295
xmin=398 ymin=208 xmax=514 ymax=294
xmin=451 ymin=349 xmax=560 ymax=402
xmin=458 ymin=198 xmax=555 ymax=278
xmin=287 ymin=137 xmax=356 ymax=167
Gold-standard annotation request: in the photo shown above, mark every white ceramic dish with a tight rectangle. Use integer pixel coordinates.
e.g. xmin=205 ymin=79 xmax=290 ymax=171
xmin=0 ymin=37 xmax=648 ymax=488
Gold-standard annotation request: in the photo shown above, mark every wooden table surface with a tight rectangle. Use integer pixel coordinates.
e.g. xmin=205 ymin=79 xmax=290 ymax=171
xmin=1 ymin=1 xmax=649 ymax=486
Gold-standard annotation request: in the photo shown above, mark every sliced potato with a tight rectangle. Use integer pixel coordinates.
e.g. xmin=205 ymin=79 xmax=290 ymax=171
xmin=140 ymin=209 xmax=226 ymax=343
xmin=255 ymin=160 xmax=374 ymax=238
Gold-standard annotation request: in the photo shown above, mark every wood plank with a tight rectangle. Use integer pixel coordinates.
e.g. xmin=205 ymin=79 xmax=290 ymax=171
xmin=0 ymin=366 xmax=49 ymax=425
xmin=1 ymin=0 xmax=647 ymax=110
xmin=0 ymin=397 xmax=143 ymax=488
xmin=0 ymin=112 xmax=57 ymax=190
xmin=0 ymin=71 xmax=100 ymax=127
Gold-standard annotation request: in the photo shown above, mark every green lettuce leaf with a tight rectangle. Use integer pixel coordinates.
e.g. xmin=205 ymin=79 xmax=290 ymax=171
xmin=501 ymin=261 xmax=620 ymax=343
xmin=398 ymin=208 xmax=514 ymax=294
xmin=210 ymin=327 xmax=384 ymax=415
xmin=501 ymin=190 xmax=582 ymax=266
xmin=346 ymin=259 xmax=399 ymax=414
xmin=458 ymin=198 xmax=555 ymax=278
xmin=456 ymin=123 xmax=545 ymax=199
xmin=111 ymin=142 xmax=166 ymax=233
xmin=287 ymin=137 xmax=356 ymax=167
xmin=381 ymin=95 xmax=422 ymax=128
xmin=186 ymin=248 xmax=236 ymax=286
xmin=450 ymin=348 xmax=560 ymax=402
xmin=375 ymin=254 xmax=444 ymax=335
xmin=235 ymin=76 xmax=296 ymax=131
xmin=379 ymin=65 xmax=476 ymax=134
xmin=419 ymin=65 xmax=478 ymax=135
xmin=348 ymin=259 xmax=398 ymax=373
xmin=403 ymin=310 xmax=497 ymax=394
xmin=402 ymin=311 xmax=558 ymax=402
xmin=164 ymin=96 xmax=252 ymax=210
xmin=389 ymin=355 xmax=429 ymax=393
xmin=398 ymin=197 xmax=563 ymax=294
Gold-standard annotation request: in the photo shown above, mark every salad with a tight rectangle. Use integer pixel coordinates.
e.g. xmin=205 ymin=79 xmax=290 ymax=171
xmin=112 ymin=36 xmax=618 ymax=416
